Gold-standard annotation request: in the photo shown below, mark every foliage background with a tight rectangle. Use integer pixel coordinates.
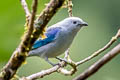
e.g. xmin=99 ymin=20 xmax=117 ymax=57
xmin=0 ymin=0 xmax=120 ymax=80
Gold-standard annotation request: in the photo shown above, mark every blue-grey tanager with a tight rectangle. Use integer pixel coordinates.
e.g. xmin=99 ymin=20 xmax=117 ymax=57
xmin=28 ymin=17 xmax=88 ymax=65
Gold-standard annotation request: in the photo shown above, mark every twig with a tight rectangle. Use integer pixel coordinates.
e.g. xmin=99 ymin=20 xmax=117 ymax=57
xmin=24 ymin=63 xmax=64 ymax=80
xmin=0 ymin=0 xmax=38 ymax=80
xmin=67 ymin=0 xmax=73 ymax=17
xmin=20 ymin=0 xmax=31 ymax=17
xmin=20 ymin=0 xmax=31 ymax=27
xmin=25 ymin=62 xmax=66 ymax=80
xmin=73 ymin=43 xmax=120 ymax=80
xmin=76 ymin=29 xmax=120 ymax=66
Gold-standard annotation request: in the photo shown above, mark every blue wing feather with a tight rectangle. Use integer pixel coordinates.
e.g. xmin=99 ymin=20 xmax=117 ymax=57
xmin=32 ymin=27 xmax=61 ymax=50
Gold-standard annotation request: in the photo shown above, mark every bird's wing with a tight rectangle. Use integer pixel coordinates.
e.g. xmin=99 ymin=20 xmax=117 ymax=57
xmin=32 ymin=27 xmax=61 ymax=50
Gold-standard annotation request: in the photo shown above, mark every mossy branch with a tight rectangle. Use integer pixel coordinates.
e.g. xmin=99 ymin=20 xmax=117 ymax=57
xmin=0 ymin=0 xmax=65 ymax=80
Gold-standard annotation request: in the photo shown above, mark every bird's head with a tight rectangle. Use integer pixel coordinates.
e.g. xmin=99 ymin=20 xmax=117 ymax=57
xmin=59 ymin=17 xmax=88 ymax=32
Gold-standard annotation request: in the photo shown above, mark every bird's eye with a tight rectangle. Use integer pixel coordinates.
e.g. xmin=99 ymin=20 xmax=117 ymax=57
xmin=73 ymin=21 xmax=77 ymax=24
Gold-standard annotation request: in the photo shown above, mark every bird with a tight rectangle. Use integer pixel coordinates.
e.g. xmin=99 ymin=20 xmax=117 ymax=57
xmin=28 ymin=17 xmax=88 ymax=66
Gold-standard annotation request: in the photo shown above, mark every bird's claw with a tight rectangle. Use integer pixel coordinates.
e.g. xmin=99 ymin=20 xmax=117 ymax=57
xmin=56 ymin=57 xmax=68 ymax=63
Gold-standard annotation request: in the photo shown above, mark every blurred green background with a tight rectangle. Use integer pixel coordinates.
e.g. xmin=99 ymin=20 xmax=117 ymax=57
xmin=0 ymin=0 xmax=120 ymax=80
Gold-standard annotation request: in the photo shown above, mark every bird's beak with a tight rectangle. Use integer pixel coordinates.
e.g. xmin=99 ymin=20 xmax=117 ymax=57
xmin=82 ymin=22 xmax=88 ymax=26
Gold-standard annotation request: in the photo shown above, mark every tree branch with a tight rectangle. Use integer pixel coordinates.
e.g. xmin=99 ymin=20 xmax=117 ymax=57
xmin=76 ymin=29 xmax=120 ymax=66
xmin=73 ymin=43 xmax=120 ymax=80
xmin=0 ymin=0 xmax=65 ymax=80
xmin=23 ymin=62 xmax=65 ymax=80
xmin=0 ymin=0 xmax=38 ymax=80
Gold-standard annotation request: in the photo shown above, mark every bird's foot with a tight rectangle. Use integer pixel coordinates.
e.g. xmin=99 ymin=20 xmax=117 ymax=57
xmin=56 ymin=57 xmax=68 ymax=62
xmin=56 ymin=57 xmax=76 ymax=67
